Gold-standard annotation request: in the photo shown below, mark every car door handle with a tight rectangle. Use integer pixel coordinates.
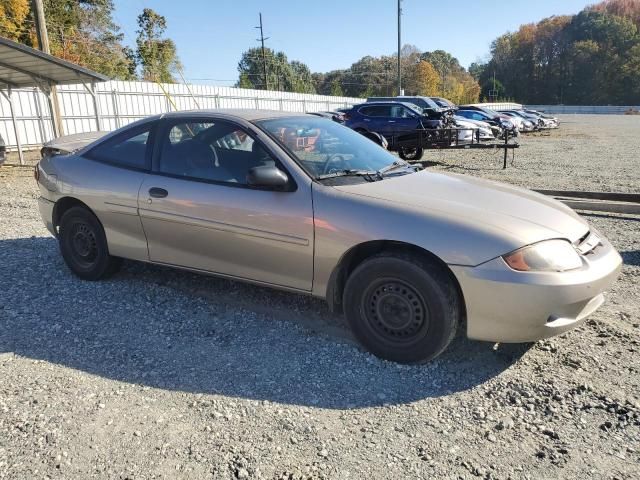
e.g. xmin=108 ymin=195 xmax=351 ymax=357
xmin=148 ymin=187 xmax=168 ymax=198
xmin=363 ymin=118 xmax=370 ymax=121
xmin=388 ymin=120 xmax=396 ymax=123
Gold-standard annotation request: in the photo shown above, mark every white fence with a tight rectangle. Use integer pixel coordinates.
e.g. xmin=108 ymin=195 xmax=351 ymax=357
xmin=467 ymin=103 xmax=640 ymax=114
xmin=470 ymin=102 xmax=523 ymax=111
xmin=526 ymin=105 xmax=640 ymax=115
xmin=0 ymin=80 xmax=364 ymax=150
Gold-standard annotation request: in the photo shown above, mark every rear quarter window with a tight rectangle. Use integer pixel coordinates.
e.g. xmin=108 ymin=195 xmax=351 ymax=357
xmin=84 ymin=125 xmax=153 ymax=170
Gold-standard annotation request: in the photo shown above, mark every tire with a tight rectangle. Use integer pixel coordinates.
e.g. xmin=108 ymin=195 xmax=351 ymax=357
xmin=343 ymin=252 xmax=460 ymax=364
xmin=398 ymin=146 xmax=424 ymax=161
xmin=58 ymin=206 xmax=121 ymax=280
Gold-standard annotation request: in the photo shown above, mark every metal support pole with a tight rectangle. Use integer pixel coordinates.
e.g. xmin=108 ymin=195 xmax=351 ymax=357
xmin=33 ymin=87 xmax=46 ymax=143
xmin=88 ymin=81 xmax=102 ymax=130
xmin=503 ymin=132 xmax=508 ymax=169
xmin=111 ymin=90 xmax=120 ymax=129
xmin=397 ymin=0 xmax=402 ymax=95
xmin=1 ymin=87 xmax=24 ymax=165
xmin=42 ymin=84 xmax=61 ymax=138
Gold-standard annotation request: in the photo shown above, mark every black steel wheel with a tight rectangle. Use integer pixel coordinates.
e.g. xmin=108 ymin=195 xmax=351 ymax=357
xmin=362 ymin=279 xmax=430 ymax=344
xmin=398 ymin=146 xmax=424 ymax=161
xmin=343 ymin=252 xmax=461 ymax=363
xmin=58 ymin=206 xmax=121 ymax=280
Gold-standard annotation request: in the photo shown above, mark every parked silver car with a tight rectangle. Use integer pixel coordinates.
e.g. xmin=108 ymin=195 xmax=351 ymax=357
xmin=453 ymin=116 xmax=496 ymax=140
xmin=36 ymin=110 xmax=622 ymax=363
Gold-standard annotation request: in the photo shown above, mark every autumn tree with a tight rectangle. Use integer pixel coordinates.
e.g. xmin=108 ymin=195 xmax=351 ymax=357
xmin=0 ymin=0 xmax=136 ymax=80
xmin=477 ymin=0 xmax=640 ymax=104
xmin=0 ymin=0 xmax=30 ymax=42
xmin=407 ymin=61 xmax=439 ymax=96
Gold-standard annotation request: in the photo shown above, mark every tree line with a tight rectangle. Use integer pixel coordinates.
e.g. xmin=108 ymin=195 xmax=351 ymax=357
xmin=0 ymin=0 xmax=180 ymax=83
xmin=2 ymin=0 xmax=638 ymax=104
xmin=237 ymin=44 xmax=481 ymax=103
xmin=470 ymin=0 xmax=640 ymax=105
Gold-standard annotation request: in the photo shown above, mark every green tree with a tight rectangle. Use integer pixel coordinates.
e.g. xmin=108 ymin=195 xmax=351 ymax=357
xmin=468 ymin=62 xmax=486 ymax=81
xmin=236 ymin=48 xmax=315 ymax=93
xmin=135 ymin=8 xmax=181 ymax=83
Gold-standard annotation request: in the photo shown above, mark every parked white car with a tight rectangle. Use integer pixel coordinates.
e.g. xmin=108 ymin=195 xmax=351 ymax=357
xmin=454 ymin=116 xmax=496 ymax=140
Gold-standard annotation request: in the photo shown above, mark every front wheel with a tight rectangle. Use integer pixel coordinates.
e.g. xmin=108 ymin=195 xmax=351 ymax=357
xmin=398 ymin=146 xmax=424 ymax=161
xmin=58 ymin=206 xmax=121 ymax=280
xmin=343 ymin=253 xmax=461 ymax=363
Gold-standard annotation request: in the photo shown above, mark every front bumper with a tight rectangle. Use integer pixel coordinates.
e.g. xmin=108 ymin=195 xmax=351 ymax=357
xmin=38 ymin=196 xmax=56 ymax=236
xmin=451 ymin=236 xmax=622 ymax=343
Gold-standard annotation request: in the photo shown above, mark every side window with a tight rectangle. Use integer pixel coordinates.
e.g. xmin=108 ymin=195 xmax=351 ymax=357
xmin=360 ymin=106 xmax=390 ymax=117
xmin=359 ymin=106 xmax=375 ymax=117
xmin=86 ymin=125 xmax=151 ymax=170
xmin=390 ymin=106 xmax=415 ymax=118
xmin=158 ymin=120 xmax=276 ymax=185
xmin=159 ymin=121 xmax=220 ymax=181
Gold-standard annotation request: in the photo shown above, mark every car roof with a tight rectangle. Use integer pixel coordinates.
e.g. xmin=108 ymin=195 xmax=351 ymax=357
xmin=356 ymin=101 xmax=420 ymax=109
xmin=159 ymin=108 xmax=312 ymax=121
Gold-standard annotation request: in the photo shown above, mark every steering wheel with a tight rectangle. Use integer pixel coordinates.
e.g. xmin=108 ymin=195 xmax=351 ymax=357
xmin=322 ymin=154 xmax=348 ymax=175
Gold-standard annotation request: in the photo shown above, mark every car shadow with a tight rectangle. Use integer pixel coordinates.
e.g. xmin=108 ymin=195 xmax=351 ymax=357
xmin=621 ymin=250 xmax=640 ymax=267
xmin=0 ymin=236 xmax=529 ymax=409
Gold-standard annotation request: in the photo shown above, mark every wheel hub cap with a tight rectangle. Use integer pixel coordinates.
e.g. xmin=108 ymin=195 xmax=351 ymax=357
xmin=71 ymin=223 xmax=97 ymax=262
xmin=365 ymin=280 xmax=428 ymax=341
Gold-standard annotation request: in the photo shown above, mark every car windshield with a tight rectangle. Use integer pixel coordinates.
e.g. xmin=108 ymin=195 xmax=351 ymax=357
xmin=255 ymin=116 xmax=403 ymax=179
xmin=476 ymin=107 xmax=500 ymax=118
xmin=402 ymin=103 xmax=424 ymax=115
xmin=416 ymin=97 xmax=440 ymax=110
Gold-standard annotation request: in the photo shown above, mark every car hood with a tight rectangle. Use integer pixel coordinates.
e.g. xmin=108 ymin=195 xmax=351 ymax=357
xmin=43 ymin=131 xmax=111 ymax=154
xmin=454 ymin=118 xmax=491 ymax=130
xmin=333 ymin=170 xmax=588 ymax=247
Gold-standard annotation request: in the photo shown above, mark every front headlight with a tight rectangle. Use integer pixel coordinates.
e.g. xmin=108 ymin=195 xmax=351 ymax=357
xmin=502 ymin=239 xmax=583 ymax=272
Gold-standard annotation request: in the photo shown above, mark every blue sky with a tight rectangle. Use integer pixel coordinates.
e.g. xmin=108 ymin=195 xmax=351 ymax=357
xmin=113 ymin=0 xmax=596 ymax=85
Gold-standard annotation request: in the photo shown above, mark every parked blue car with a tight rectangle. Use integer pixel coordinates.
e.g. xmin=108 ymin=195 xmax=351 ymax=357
xmin=345 ymin=101 xmax=442 ymax=160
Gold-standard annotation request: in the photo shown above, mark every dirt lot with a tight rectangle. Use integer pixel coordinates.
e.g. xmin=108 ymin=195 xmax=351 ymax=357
xmin=0 ymin=115 xmax=639 ymax=480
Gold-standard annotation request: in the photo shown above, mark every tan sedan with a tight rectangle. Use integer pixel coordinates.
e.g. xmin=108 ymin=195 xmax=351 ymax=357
xmin=36 ymin=110 xmax=622 ymax=363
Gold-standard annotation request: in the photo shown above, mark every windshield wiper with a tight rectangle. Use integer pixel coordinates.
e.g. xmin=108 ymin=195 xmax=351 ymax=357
xmin=377 ymin=160 xmax=412 ymax=176
xmin=317 ymin=169 xmax=381 ymax=181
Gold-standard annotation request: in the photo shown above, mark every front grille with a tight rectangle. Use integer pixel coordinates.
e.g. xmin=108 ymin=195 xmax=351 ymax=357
xmin=574 ymin=230 xmax=602 ymax=255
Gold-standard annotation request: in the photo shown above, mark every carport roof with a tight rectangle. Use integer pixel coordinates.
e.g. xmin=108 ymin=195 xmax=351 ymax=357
xmin=0 ymin=36 xmax=107 ymax=88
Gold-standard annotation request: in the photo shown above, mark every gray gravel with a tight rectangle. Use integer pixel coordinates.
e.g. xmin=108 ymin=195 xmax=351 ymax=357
xmin=428 ymin=114 xmax=640 ymax=193
xmin=1 ymin=115 xmax=639 ymax=479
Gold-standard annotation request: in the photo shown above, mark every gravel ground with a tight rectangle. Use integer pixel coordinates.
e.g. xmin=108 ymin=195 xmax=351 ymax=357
xmin=428 ymin=114 xmax=640 ymax=193
xmin=1 ymin=115 xmax=639 ymax=479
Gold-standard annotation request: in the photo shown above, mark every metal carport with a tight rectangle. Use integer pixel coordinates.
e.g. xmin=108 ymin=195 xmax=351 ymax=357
xmin=0 ymin=36 xmax=107 ymax=164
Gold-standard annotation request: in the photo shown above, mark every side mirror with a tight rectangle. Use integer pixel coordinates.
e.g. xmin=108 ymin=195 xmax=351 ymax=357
xmin=247 ymin=165 xmax=289 ymax=189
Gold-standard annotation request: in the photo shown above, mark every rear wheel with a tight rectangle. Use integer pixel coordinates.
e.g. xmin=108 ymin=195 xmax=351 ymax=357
xmin=343 ymin=252 xmax=460 ymax=363
xmin=398 ymin=146 xmax=424 ymax=161
xmin=58 ymin=206 xmax=121 ymax=280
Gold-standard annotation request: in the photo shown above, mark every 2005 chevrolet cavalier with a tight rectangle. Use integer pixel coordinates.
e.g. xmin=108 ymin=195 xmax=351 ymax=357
xmin=36 ymin=110 xmax=622 ymax=363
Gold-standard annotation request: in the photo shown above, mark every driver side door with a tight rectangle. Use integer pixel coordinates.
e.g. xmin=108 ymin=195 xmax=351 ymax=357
xmin=137 ymin=116 xmax=314 ymax=291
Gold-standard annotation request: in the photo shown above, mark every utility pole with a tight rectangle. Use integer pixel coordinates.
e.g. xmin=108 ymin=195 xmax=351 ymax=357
xmin=256 ymin=13 xmax=270 ymax=90
xmin=397 ymin=0 xmax=402 ymax=95
xmin=32 ymin=0 xmax=51 ymax=54
xmin=32 ymin=0 xmax=64 ymax=136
